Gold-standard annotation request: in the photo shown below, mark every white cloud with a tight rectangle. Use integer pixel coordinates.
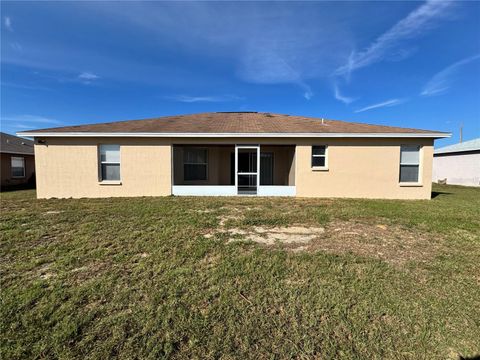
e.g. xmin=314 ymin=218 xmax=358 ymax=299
xmin=165 ymin=94 xmax=243 ymax=103
xmin=336 ymin=0 xmax=454 ymax=77
xmin=333 ymin=83 xmax=356 ymax=104
xmin=303 ymin=90 xmax=313 ymax=100
xmin=4 ymin=16 xmax=13 ymax=32
xmin=354 ymin=98 xmax=405 ymax=113
xmin=78 ymin=71 xmax=100 ymax=81
xmin=421 ymin=54 xmax=480 ymax=96
xmin=1 ymin=115 xmax=64 ymax=126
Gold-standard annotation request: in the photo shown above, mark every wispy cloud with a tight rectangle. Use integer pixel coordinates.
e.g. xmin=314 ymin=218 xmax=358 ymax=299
xmin=421 ymin=54 xmax=480 ymax=96
xmin=78 ymin=71 xmax=100 ymax=84
xmin=165 ymin=94 xmax=243 ymax=103
xmin=354 ymin=99 xmax=405 ymax=113
xmin=303 ymin=90 xmax=313 ymax=100
xmin=1 ymin=115 xmax=64 ymax=126
xmin=85 ymin=2 xmax=352 ymax=99
xmin=336 ymin=0 xmax=454 ymax=77
xmin=10 ymin=42 xmax=22 ymax=51
xmin=4 ymin=16 xmax=13 ymax=32
xmin=78 ymin=72 xmax=99 ymax=80
xmin=333 ymin=83 xmax=356 ymax=104
xmin=1 ymin=81 xmax=50 ymax=91
xmin=300 ymin=83 xmax=313 ymax=100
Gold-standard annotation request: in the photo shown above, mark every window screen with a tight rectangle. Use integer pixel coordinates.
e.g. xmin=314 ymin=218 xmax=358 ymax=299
xmin=99 ymin=144 xmax=120 ymax=181
xmin=184 ymin=148 xmax=208 ymax=181
xmin=312 ymin=145 xmax=327 ymax=168
xmin=11 ymin=157 xmax=25 ymax=177
xmin=399 ymin=145 xmax=420 ymax=183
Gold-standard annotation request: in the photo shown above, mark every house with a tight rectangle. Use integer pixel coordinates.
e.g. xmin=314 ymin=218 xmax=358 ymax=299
xmin=432 ymin=137 xmax=480 ymax=187
xmin=1 ymin=132 xmax=36 ymax=190
xmin=17 ymin=112 xmax=450 ymax=199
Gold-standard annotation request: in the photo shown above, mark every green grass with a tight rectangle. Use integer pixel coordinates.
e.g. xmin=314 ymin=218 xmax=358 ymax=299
xmin=1 ymin=184 xmax=479 ymax=359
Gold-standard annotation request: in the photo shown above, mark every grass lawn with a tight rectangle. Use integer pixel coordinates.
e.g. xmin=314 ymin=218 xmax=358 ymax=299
xmin=1 ymin=184 xmax=479 ymax=359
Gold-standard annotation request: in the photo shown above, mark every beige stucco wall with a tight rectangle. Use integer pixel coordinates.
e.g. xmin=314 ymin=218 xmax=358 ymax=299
xmin=34 ymin=138 xmax=171 ymax=198
xmin=295 ymin=138 xmax=433 ymax=199
xmin=33 ymin=136 xmax=434 ymax=199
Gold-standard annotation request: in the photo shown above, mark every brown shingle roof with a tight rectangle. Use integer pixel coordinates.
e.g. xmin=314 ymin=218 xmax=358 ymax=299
xmin=0 ymin=132 xmax=34 ymax=154
xmin=20 ymin=112 xmax=447 ymax=136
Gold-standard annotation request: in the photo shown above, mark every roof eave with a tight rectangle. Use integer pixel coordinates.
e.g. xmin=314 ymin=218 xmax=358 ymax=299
xmin=17 ymin=131 xmax=451 ymax=139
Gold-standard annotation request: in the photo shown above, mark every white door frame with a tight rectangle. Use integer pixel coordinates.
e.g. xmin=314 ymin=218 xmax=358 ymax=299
xmin=235 ymin=144 xmax=260 ymax=194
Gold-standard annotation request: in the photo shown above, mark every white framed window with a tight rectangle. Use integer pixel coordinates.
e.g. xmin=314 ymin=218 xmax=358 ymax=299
xmin=184 ymin=148 xmax=208 ymax=181
xmin=11 ymin=156 xmax=25 ymax=178
xmin=399 ymin=145 xmax=421 ymax=183
xmin=99 ymin=144 xmax=121 ymax=181
xmin=311 ymin=145 xmax=328 ymax=169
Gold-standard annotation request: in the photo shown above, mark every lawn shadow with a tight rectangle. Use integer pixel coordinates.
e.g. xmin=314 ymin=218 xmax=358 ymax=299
xmin=459 ymin=355 xmax=480 ymax=360
xmin=431 ymin=191 xmax=452 ymax=199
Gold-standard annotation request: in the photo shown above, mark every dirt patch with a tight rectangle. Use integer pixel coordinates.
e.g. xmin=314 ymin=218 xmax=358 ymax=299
xmin=44 ymin=210 xmax=62 ymax=215
xmin=227 ymin=226 xmax=325 ymax=245
xmin=37 ymin=263 xmax=56 ymax=280
xmin=218 ymin=214 xmax=243 ymax=227
xmin=310 ymin=220 xmax=442 ymax=266
xmin=69 ymin=262 xmax=110 ymax=283
xmin=206 ymin=214 xmax=443 ymax=265
xmin=192 ymin=209 xmax=215 ymax=214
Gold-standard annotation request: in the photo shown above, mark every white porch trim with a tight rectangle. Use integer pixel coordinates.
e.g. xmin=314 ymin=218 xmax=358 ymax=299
xmin=257 ymin=186 xmax=296 ymax=196
xmin=172 ymin=185 xmax=236 ymax=196
xmin=171 ymin=185 xmax=296 ymax=197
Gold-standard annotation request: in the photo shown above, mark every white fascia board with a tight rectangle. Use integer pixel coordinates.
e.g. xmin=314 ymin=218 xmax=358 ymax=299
xmin=17 ymin=131 xmax=452 ymax=138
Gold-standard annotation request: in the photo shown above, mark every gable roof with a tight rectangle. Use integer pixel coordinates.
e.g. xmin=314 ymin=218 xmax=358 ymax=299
xmin=17 ymin=112 xmax=450 ymax=138
xmin=0 ymin=132 xmax=34 ymax=155
xmin=434 ymin=137 xmax=480 ymax=155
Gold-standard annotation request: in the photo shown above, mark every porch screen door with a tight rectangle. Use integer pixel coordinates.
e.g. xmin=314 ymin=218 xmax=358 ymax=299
xmin=235 ymin=145 xmax=260 ymax=195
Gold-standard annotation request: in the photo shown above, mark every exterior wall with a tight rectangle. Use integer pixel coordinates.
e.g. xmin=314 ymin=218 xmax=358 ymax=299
xmin=295 ymin=138 xmax=434 ymax=199
xmin=34 ymin=138 xmax=171 ymax=198
xmin=433 ymin=151 xmax=480 ymax=187
xmin=33 ymin=136 xmax=434 ymax=199
xmin=1 ymin=153 xmax=35 ymax=188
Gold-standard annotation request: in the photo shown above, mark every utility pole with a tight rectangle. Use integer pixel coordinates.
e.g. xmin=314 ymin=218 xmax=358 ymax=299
xmin=460 ymin=122 xmax=463 ymax=143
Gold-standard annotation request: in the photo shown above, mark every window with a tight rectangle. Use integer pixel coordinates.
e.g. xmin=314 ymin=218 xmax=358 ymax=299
xmin=99 ymin=144 xmax=120 ymax=181
xmin=184 ymin=148 xmax=208 ymax=181
xmin=312 ymin=145 xmax=327 ymax=168
xmin=11 ymin=156 xmax=25 ymax=178
xmin=399 ymin=145 xmax=420 ymax=183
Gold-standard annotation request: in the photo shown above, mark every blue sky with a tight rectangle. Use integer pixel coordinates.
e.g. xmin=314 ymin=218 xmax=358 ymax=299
xmin=1 ymin=1 xmax=479 ymax=147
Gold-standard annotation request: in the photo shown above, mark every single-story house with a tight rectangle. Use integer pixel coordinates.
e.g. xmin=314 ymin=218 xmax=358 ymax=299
xmin=17 ymin=112 xmax=450 ymax=199
xmin=433 ymin=137 xmax=480 ymax=187
xmin=1 ymin=132 xmax=36 ymax=190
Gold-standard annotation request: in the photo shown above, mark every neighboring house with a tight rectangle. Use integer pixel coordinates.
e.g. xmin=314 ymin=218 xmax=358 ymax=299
xmin=0 ymin=132 xmax=36 ymax=190
xmin=433 ymin=138 xmax=480 ymax=187
xmin=18 ymin=112 xmax=450 ymax=199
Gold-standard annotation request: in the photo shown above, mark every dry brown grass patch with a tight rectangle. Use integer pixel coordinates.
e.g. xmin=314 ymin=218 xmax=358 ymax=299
xmin=310 ymin=220 xmax=443 ymax=266
xmin=207 ymin=215 xmax=444 ymax=266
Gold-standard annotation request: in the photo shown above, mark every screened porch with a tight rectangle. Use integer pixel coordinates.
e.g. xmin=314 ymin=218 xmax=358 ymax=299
xmin=172 ymin=144 xmax=296 ymax=196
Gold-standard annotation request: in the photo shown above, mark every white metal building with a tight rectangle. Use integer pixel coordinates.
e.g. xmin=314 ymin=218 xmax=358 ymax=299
xmin=433 ymin=138 xmax=480 ymax=187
